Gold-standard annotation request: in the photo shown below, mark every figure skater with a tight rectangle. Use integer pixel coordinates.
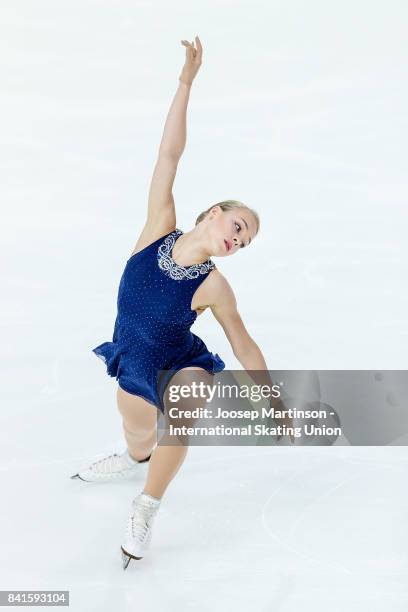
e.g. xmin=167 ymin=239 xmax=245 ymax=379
xmin=71 ymin=36 xmax=269 ymax=569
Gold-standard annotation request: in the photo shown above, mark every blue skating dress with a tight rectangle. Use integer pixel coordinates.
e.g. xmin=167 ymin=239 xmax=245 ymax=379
xmin=92 ymin=228 xmax=225 ymax=413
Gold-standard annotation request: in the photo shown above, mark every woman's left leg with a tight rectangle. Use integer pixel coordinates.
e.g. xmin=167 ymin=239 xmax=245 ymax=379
xmin=142 ymin=366 xmax=213 ymax=499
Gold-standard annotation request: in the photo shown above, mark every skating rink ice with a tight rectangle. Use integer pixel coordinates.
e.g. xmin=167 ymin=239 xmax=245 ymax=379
xmin=1 ymin=1 xmax=407 ymax=610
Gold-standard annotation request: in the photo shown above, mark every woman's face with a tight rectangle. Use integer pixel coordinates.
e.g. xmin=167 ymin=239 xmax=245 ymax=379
xmin=207 ymin=206 xmax=258 ymax=257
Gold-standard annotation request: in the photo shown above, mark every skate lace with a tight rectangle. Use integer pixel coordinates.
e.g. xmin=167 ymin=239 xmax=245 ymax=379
xmin=130 ymin=499 xmax=157 ymax=541
xmin=91 ymin=453 xmax=127 ymax=474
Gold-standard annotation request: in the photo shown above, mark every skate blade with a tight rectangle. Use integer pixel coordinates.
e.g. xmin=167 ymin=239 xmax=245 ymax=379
xmin=121 ymin=546 xmax=142 ymax=569
xmin=70 ymin=473 xmax=86 ymax=481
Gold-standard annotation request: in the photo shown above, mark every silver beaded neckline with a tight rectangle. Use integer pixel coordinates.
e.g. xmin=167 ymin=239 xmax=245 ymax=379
xmin=157 ymin=229 xmax=215 ymax=280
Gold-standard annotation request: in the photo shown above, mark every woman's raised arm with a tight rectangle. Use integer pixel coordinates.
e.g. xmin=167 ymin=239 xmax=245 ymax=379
xmin=158 ymin=36 xmax=203 ymax=159
xmin=145 ymin=37 xmax=203 ymax=228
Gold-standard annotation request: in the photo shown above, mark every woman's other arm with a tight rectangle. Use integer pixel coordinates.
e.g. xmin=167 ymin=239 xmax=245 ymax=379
xmin=208 ymin=272 xmax=295 ymax=442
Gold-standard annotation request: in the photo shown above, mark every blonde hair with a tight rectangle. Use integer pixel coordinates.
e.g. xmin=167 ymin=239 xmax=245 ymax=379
xmin=195 ymin=200 xmax=260 ymax=234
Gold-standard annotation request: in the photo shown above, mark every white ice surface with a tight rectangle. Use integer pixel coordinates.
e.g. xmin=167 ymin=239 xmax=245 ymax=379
xmin=1 ymin=0 xmax=407 ymax=609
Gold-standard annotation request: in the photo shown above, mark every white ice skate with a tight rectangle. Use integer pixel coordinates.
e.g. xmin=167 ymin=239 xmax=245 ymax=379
xmin=121 ymin=492 xmax=161 ymax=568
xmin=70 ymin=449 xmax=151 ymax=483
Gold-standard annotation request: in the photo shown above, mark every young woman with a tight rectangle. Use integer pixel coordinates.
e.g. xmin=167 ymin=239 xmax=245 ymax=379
xmin=71 ymin=36 xmax=271 ymax=569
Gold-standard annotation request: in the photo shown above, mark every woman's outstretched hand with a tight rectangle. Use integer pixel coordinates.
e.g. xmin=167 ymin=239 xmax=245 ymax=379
xmin=269 ymin=395 xmax=295 ymax=444
xmin=179 ymin=36 xmax=203 ymax=86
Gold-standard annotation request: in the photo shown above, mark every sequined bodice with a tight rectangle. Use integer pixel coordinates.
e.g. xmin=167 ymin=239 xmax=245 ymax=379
xmin=157 ymin=229 xmax=216 ymax=280
xmin=115 ymin=229 xmax=215 ymax=350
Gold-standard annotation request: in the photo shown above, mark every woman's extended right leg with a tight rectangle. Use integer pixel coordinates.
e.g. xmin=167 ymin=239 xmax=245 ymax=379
xmin=116 ymin=385 xmax=159 ymax=461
